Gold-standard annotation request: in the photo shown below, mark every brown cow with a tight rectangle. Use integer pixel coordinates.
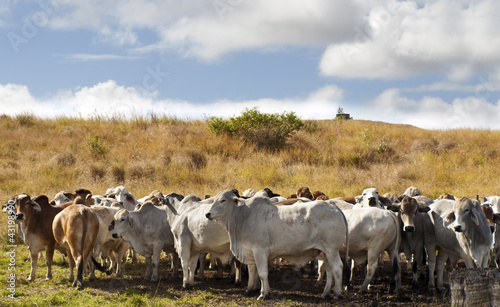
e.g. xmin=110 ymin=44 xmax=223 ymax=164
xmin=13 ymin=194 xmax=72 ymax=281
xmin=481 ymin=204 xmax=496 ymax=233
xmin=296 ymin=187 xmax=313 ymax=200
xmin=335 ymin=195 xmax=357 ymax=205
xmin=52 ymin=204 xmax=103 ymax=289
xmin=313 ymin=191 xmax=328 ymax=200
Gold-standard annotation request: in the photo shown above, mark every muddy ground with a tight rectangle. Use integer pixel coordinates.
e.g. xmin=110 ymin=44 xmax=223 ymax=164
xmin=90 ymin=255 xmax=454 ymax=306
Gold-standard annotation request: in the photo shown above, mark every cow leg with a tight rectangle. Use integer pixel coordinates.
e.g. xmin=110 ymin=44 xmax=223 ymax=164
xmin=233 ymin=258 xmax=242 ymax=285
xmin=360 ymin=251 xmax=380 ymax=293
xmin=246 ymin=264 xmax=259 ymax=293
xmin=426 ymin=245 xmax=437 ymax=291
xmin=323 ymin=250 xmax=343 ymax=299
xmin=178 ymin=244 xmax=192 ymax=288
xmin=144 ymin=256 xmax=152 ymax=281
xmin=168 ymin=252 xmax=180 ymax=278
xmin=150 ymin=250 xmax=162 ymax=282
xmin=435 ymin=252 xmax=448 ymax=292
xmin=216 ymin=258 xmax=223 ymax=279
xmin=188 ymin=254 xmax=199 ymax=285
xmin=316 ymin=259 xmax=325 ymax=284
xmin=28 ymin=250 xmax=38 ymax=281
xmin=388 ymin=250 xmax=401 ymax=294
xmin=197 ymin=253 xmax=207 ymax=280
xmin=45 ymin=245 xmax=55 ymax=280
xmin=254 ymin=251 xmax=270 ymax=300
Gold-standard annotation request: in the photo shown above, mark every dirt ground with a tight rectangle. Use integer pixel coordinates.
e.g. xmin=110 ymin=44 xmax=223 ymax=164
xmin=91 ymin=255 xmax=453 ymax=306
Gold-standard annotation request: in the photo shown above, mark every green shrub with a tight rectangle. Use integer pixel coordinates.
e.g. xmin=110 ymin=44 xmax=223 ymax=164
xmin=86 ymin=134 xmax=109 ymax=158
xmin=207 ymin=107 xmax=304 ymax=149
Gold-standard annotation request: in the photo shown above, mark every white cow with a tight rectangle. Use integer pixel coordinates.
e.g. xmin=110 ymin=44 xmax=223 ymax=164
xmin=424 ymin=198 xmax=494 ymax=291
xmin=354 ymin=188 xmax=392 ymax=209
xmin=105 ymin=186 xmax=139 ymax=211
xmin=88 ymin=206 xmax=130 ymax=279
xmin=162 ymin=193 xmax=239 ymax=289
xmin=205 ymin=190 xmax=349 ymax=300
xmin=322 ymin=206 xmax=401 ymax=294
xmin=108 ymin=202 xmax=177 ymax=281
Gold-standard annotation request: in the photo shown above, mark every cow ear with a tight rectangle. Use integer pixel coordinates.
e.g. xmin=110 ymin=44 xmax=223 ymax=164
xmin=470 ymin=210 xmax=480 ymax=226
xmin=354 ymin=195 xmax=362 ymax=204
xmin=31 ymin=200 xmax=42 ymax=213
xmin=444 ymin=211 xmax=455 ymax=228
xmin=128 ymin=216 xmax=133 ymax=228
xmin=418 ymin=206 xmax=431 ymax=213
xmin=493 ymin=214 xmax=500 ymax=224
xmin=232 ymin=197 xmax=244 ymax=207
xmin=386 ymin=204 xmax=400 ymax=212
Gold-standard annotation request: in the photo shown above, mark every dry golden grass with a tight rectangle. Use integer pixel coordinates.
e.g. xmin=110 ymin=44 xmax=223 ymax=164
xmin=1 ymin=114 xmax=499 ymax=201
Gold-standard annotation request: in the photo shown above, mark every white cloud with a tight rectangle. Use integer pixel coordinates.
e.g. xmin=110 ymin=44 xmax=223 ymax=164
xmin=359 ymin=88 xmax=500 ymax=129
xmin=48 ymin=0 xmax=364 ymax=60
xmin=0 ymin=81 xmax=344 ymax=120
xmin=320 ymin=0 xmax=500 ymax=80
xmin=1 ymin=81 xmax=499 ymax=129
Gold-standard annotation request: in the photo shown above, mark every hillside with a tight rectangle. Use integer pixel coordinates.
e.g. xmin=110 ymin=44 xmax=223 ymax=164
xmin=1 ymin=114 xmax=499 ymax=201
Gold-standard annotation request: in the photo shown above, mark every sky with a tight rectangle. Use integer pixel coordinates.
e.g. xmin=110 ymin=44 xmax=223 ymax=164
xmin=1 ymin=0 xmax=500 ymax=130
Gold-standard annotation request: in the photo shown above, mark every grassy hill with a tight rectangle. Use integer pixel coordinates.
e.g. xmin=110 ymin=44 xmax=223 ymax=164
xmin=1 ymin=114 xmax=499 ymax=201
xmin=1 ymin=113 xmax=499 ymax=305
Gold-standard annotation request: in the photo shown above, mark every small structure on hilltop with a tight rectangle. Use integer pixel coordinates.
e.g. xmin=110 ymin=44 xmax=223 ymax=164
xmin=335 ymin=107 xmax=352 ymax=120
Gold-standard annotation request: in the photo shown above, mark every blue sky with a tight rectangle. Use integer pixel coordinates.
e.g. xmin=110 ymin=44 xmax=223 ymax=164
xmin=1 ymin=0 xmax=500 ymax=129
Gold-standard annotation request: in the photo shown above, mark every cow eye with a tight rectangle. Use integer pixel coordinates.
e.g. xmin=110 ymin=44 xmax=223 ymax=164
xmin=221 ymin=199 xmax=226 ymax=203
xmin=120 ymin=218 xmax=125 ymax=222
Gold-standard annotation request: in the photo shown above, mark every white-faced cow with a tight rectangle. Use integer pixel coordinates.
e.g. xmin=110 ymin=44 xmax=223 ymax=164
xmin=205 ymin=189 xmax=349 ymax=300
xmin=108 ymin=202 xmax=177 ymax=282
xmin=354 ymin=188 xmax=392 ymax=209
xmin=424 ymin=198 xmax=494 ymax=291
xmin=326 ymin=206 xmax=401 ymax=294
xmin=162 ymin=193 xmax=239 ymax=289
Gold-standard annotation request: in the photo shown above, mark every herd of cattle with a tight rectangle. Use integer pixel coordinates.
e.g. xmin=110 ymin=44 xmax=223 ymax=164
xmin=4 ymin=185 xmax=500 ymax=300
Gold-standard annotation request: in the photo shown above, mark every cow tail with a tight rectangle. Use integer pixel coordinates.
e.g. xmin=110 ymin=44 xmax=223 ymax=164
xmin=77 ymin=210 xmax=89 ymax=283
xmin=341 ymin=210 xmax=350 ymax=289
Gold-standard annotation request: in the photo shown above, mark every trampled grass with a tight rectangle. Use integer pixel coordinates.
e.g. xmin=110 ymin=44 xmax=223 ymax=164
xmin=1 ymin=114 xmax=499 ymax=305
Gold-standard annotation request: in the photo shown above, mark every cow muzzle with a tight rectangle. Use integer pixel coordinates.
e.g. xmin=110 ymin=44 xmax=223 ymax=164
xmin=112 ymin=233 xmax=119 ymax=239
xmin=205 ymin=213 xmax=212 ymax=220
xmin=368 ymin=197 xmax=377 ymax=207
xmin=404 ymin=226 xmax=415 ymax=232
xmin=454 ymin=225 xmax=463 ymax=232
xmin=15 ymin=213 xmax=24 ymax=221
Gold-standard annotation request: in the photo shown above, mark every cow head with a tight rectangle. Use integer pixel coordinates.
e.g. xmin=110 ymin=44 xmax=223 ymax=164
xmin=14 ymin=194 xmax=42 ymax=221
xmin=355 ymin=188 xmax=381 ymax=208
xmin=296 ymin=187 xmax=313 ymax=200
xmin=400 ymin=196 xmax=430 ymax=232
xmin=109 ymin=209 xmax=133 ymax=239
xmin=445 ymin=197 xmax=485 ymax=233
xmin=205 ymin=189 xmax=240 ymax=221
xmin=50 ymin=191 xmax=72 ymax=206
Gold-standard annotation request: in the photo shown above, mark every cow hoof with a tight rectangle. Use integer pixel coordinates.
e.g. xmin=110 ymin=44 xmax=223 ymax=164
xmin=182 ymin=284 xmax=192 ymax=291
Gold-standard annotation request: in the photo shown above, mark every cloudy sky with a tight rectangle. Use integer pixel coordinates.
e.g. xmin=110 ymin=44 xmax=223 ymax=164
xmin=1 ymin=0 xmax=500 ymax=129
